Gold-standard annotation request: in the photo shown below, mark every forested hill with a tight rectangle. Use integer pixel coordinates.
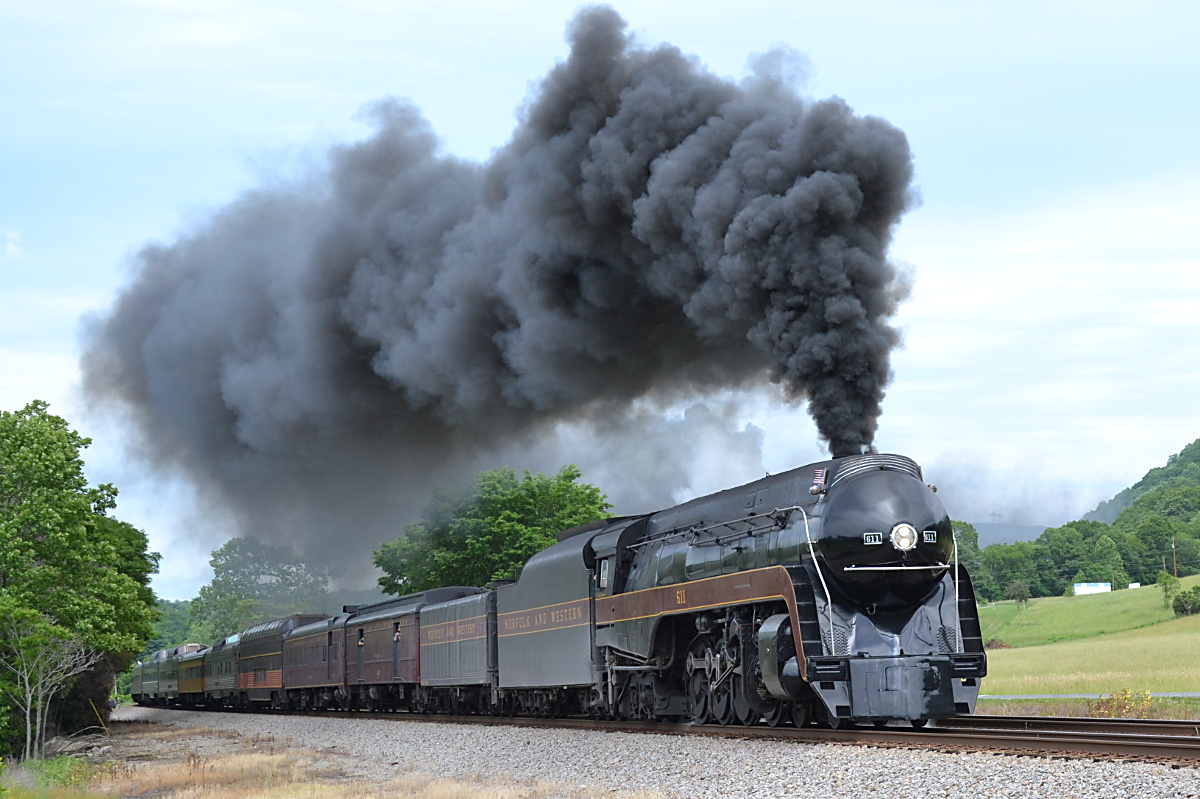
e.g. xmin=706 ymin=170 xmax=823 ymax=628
xmin=968 ymin=437 xmax=1200 ymax=602
xmin=1084 ymin=438 xmax=1200 ymax=523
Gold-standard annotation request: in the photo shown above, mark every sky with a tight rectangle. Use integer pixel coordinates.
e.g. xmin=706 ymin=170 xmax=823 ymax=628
xmin=3 ymin=0 xmax=1198 ymax=600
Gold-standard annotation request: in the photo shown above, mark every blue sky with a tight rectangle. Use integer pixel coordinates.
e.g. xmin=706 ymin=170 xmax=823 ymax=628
xmin=3 ymin=1 xmax=1199 ymax=599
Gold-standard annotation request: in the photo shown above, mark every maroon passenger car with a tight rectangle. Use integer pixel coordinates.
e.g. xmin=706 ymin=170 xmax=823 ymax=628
xmin=341 ymin=588 xmax=484 ymax=711
xmin=282 ymin=612 xmax=353 ymax=709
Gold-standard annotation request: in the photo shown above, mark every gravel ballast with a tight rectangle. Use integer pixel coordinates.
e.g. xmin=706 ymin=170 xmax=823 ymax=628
xmin=111 ymin=707 xmax=1200 ymax=798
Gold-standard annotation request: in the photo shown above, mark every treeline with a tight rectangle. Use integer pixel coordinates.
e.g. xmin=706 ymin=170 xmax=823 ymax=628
xmin=964 ymin=439 xmax=1200 ymax=602
xmin=0 ymin=402 xmax=158 ymax=761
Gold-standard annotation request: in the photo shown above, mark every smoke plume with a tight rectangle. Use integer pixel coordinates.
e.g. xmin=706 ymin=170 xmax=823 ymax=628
xmin=83 ymin=7 xmax=913 ymax=572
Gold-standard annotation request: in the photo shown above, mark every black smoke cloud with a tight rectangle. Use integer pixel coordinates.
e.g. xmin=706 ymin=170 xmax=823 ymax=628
xmin=83 ymin=6 xmax=913 ymax=573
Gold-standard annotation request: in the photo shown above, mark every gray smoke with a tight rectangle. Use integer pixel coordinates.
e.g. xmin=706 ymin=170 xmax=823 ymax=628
xmin=518 ymin=398 xmax=772 ymax=514
xmin=83 ymin=6 xmax=913 ymax=573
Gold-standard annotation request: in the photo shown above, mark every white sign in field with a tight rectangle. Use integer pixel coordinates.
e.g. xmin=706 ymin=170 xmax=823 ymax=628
xmin=1073 ymin=582 xmax=1112 ymax=595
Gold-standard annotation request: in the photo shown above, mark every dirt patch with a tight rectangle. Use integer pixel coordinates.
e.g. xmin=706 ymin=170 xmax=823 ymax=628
xmin=76 ymin=708 xmax=665 ymax=799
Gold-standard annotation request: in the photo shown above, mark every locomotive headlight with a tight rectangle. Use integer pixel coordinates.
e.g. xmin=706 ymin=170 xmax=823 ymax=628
xmin=890 ymin=523 xmax=919 ymax=552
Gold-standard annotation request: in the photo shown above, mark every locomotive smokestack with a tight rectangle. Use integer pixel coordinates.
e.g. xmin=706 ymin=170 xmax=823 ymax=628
xmin=82 ymin=6 xmax=913 ymax=567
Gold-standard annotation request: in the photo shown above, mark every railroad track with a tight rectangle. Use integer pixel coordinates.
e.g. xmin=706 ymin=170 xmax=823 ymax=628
xmin=196 ymin=707 xmax=1200 ymax=764
xmin=488 ymin=714 xmax=1200 ymax=763
xmin=147 ymin=705 xmax=1200 ymax=763
xmin=937 ymin=714 xmax=1200 ymax=738
xmin=923 ymin=714 xmax=1200 ymax=762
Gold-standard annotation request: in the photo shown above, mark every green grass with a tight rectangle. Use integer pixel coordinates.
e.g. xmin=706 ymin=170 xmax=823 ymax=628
xmin=975 ymin=575 xmax=1200 ymax=699
xmin=23 ymin=758 xmax=94 ymax=790
xmin=5 ymin=790 xmax=97 ymax=799
xmin=981 ymin=610 xmax=1200 ymax=695
xmin=978 ymin=573 xmax=1200 ymax=648
xmin=977 ymin=696 xmax=1200 ymax=719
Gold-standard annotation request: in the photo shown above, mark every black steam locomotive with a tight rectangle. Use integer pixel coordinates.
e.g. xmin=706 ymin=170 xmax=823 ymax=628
xmin=133 ymin=453 xmax=985 ymax=728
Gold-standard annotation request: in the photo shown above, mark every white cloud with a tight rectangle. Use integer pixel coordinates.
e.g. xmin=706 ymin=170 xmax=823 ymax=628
xmin=875 ymin=171 xmax=1200 ymax=521
xmin=4 ymin=230 xmax=19 ymax=258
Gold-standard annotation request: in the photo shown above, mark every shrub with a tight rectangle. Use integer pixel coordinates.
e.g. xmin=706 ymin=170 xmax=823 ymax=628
xmin=27 ymin=756 xmax=93 ymax=789
xmin=1172 ymin=586 xmax=1200 ymax=616
xmin=1088 ymin=688 xmax=1153 ymax=718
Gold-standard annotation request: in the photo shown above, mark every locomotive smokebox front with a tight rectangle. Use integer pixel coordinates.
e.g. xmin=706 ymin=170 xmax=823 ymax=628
xmin=816 ymin=469 xmax=953 ymax=610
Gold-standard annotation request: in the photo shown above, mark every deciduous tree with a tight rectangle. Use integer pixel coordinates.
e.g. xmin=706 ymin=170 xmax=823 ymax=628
xmin=981 ymin=542 xmax=1041 ymax=599
xmin=0 ymin=401 xmax=157 ymax=653
xmin=374 ymin=465 xmax=610 ymax=593
xmin=0 ymin=401 xmax=158 ymax=756
xmin=1158 ymin=570 xmax=1181 ymax=609
xmin=0 ymin=597 xmax=101 ymax=760
xmin=188 ymin=537 xmax=330 ymax=641
xmin=1004 ymin=580 xmax=1031 ymax=608
xmin=1073 ymin=534 xmax=1129 ymax=589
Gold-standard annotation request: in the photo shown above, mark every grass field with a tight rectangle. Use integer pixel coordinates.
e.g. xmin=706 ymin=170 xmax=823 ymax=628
xmin=982 ymin=610 xmax=1200 ymax=695
xmin=978 ymin=574 xmax=1200 ymax=648
xmin=976 ymin=574 xmax=1200 ymax=698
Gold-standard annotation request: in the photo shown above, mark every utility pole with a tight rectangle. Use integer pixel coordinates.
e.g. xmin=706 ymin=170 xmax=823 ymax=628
xmin=1173 ymin=537 xmax=1178 ymax=579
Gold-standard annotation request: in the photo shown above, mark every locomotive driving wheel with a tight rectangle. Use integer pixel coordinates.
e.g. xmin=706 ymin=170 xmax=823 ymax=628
xmin=763 ymin=700 xmax=787 ymax=727
xmin=790 ymin=699 xmax=812 ymax=728
xmin=686 ymin=642 xmax=710 ymax=722
xmin=732 ymin=674 xmax=759 ymax=726
xmin=732 ymin=627 xmax=770 ymax=727
xmin=688 ymin=669 xmax=709 ymax=722
xmin=710 ymin=679 xmax=735 ymax=725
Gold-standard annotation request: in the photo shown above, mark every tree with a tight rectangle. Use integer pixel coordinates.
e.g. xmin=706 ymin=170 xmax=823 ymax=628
xmin=0 ymin=597 xmax=101 ymax=760
xmin=1084 ymin=438 xmax=1200 ymax=523
xmin=375 ymin=465 xmax=611 ymax=594
xmin=1158 ymin=570 xmax=1181 ymax=609
xmin=1072 ymin=534 xmax=1129 ymax=589
xmin=0 ymin=401 xmax=157 ymax=653
xmin=0 ymin=400 xmax=158 ymax=756
xmin=1174 ymin=586 xmax=1200 ymax=617
xmin=1123 ymin=516 xmax=1179 ymax=585
xmin=1174 ymin=536 xmax=1200 ymax=576
xmin=1033 ymin=522 xmax=1094 ymax=597
xmin=1004 ymin=580 xmax=1031 ymax=608
xmin=140 ymin=600 xmax=193 ymax=662
xmin=981 ymin=542 xmax=1042 ymax=598
xmin=188 ymin=537 xmax=330 ymax=641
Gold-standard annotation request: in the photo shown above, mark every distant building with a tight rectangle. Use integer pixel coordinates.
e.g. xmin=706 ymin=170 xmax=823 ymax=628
xmin=1073 ymin=582 xmax=1112 ymax=595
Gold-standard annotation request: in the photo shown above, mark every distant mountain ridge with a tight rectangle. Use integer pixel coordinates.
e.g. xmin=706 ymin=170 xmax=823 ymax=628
xmin=1083 ymin=438 xmax=1200 ymax=524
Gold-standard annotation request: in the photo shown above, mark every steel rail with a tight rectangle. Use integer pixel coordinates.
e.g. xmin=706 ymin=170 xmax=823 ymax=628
xmin=137 ymin=706 xmax=1200 ymax=764
xmin=935 ymin=714 xmax=1200 ymax=738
